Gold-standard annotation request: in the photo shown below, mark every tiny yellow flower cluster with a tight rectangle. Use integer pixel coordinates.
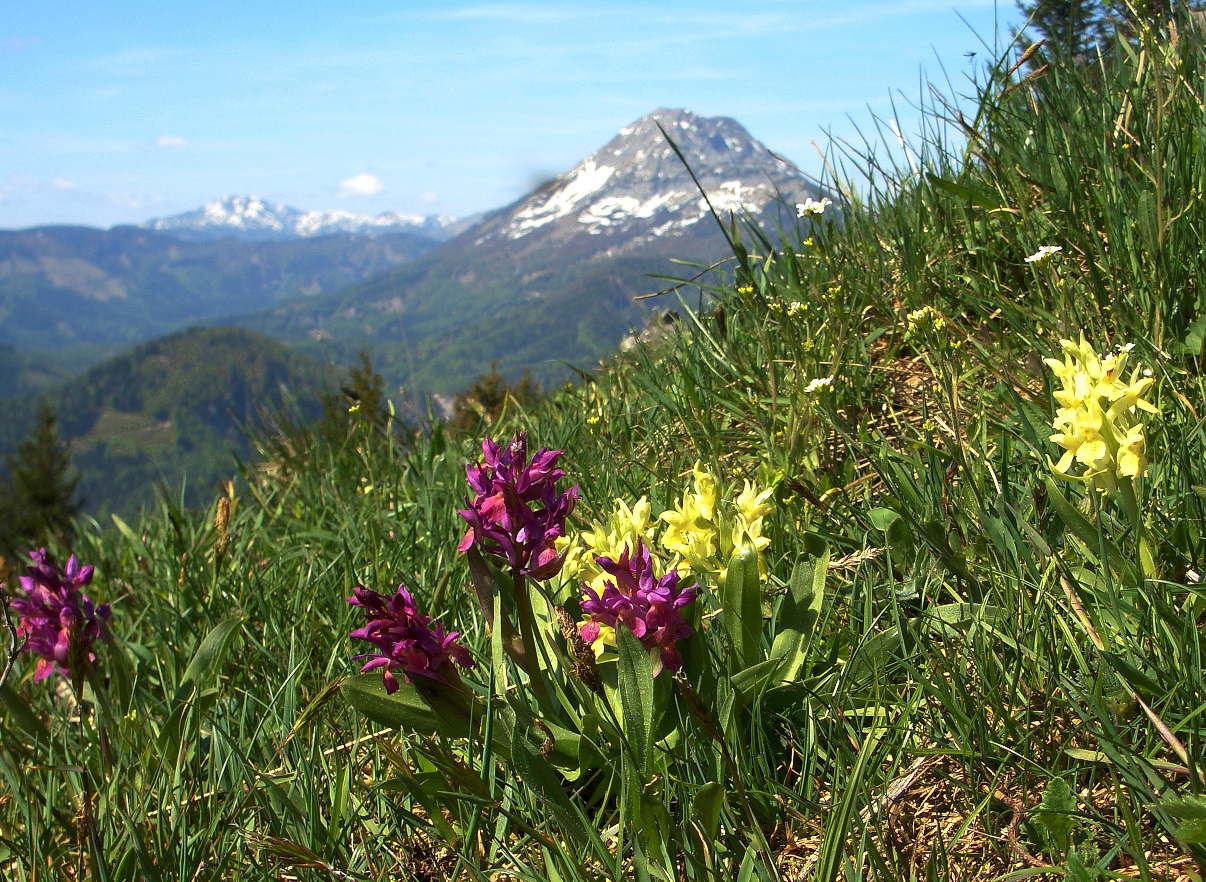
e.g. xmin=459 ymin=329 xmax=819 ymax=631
xmin=1046 ymin=334 xmax=1158 ymax=493
xmin=659 ymin=462 xmax=774 ymax=585
xmin=906 ymin=306 xmax=946 ymax=335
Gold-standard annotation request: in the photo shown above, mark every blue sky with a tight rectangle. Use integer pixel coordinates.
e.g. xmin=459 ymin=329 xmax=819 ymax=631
xmin=0 ymin=1 xmax=1021 ymax=229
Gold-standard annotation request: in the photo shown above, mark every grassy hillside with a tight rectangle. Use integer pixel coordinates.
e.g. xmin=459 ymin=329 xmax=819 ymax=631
xmin=4 ymin=17 xmax=1206 ymax=882
xmin=0 ymin=326 xmax=333 ymax=516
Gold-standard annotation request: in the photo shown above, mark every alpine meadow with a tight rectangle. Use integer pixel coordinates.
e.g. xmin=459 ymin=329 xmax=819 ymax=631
xmin=5 ymin=10 xmax=1206 ymax=882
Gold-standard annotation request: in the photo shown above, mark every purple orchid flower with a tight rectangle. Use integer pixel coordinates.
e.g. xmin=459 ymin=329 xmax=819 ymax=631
xmin=347 ymin=584 xmax=474 ymax=693
xmin=579 ymin=541 xmax=697 ymax=676
xmin=10 ymin=548 xmax=110 ymax=684
xmin=457 ymin=434 xmax=578 ymax=580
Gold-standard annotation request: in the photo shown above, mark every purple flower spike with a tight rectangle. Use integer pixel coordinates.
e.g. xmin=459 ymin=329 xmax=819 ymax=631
xmin=10 ymin=548 xmax=110 ymax=684
xmin=458 ymin=434 xmax=578 ymax=580
xmin=578 ymin=541 xmax=697 ymax=676
xmin=347 ymin=584 xmax=474 ymax=693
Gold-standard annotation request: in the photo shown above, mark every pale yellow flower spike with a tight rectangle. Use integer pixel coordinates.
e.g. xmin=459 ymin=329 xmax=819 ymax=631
xmin=1047 ymin=334 xmax=1158 ymax=493
xmin=659 ymin=462 xmax=774 ymax=586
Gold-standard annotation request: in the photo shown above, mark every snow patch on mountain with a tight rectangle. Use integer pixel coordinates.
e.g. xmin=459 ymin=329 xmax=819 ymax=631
xmin=512 ymin=161 xmax=616 ymax=234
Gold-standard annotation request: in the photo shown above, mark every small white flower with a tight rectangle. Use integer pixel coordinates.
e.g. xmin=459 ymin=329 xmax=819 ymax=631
xmin=1025 ymin=244 xmax=1063 ymax=264
xmin=804 ymin=375 xmax=834 ymax=394
xmin=796 ymin=197 xmax=833 ymax=218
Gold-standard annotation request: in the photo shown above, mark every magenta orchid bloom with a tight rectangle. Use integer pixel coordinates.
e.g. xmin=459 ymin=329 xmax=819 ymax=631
xmin=11 ymin=548 xmax=110 ymax=683
xmin=579 ymin=541 xmax=697 ymax=676
xmin=347 ymin=584 xmax=474 ymax=693
xmin=457 ymin=434 xmax=578 ymax=580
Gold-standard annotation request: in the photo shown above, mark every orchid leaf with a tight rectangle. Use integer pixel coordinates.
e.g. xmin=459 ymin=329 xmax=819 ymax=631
xmin=616 ymin=622 xmax=654 ymax=780
xmin=723 ymin=547 xmax=763 ymax=672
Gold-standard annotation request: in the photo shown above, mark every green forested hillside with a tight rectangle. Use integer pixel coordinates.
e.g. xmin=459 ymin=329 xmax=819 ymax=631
xmin=0 ymin=225 xmax=440 ymax=355
xmin=4 ymin=15 xmax=1206 ymax=882
xmin=232 ymin=181 xmax=755 ymax=397
xmin=0 ymin=326 xmax=333 ymax=515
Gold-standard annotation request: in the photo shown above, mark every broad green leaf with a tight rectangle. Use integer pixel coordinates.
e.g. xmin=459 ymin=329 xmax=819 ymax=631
xmin=175 ymin=616 xmax=242 ymax=701
xmin=1035 ymin=777 xmax=1076 ymax=857
xmin=110 ymin=513 xmax=150 ymax=559
xmin=1181 ymin=313 xmax=1206 ymax=357
xmin=1161 ymin=796 xmax=1206 ymax=845
xmin=730 ymin=656 xmax=788 ymax=702
xmin=925 ymin=172 xmax=1002 ymax=209
xmin=770 ymin=549 xmax=829 ymax=683
xmin=616 ymin=622 xmax=654 ymax=780
xmin=1164 ymin=795 xmax=1206 ymax=820
xmin=157 ymin=617 xmax=242 ymax=758
xmin=341 ymin=673 xmax=502 ymax=752
xmin=723 ymin=547 xmax=763 ymax=671
xmin=690 ymin=781 xmax=725 ymax=844
xmin=867 ymin=507 xmax=900 ymax=531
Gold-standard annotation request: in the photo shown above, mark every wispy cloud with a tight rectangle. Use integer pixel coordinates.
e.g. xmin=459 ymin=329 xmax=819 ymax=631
xmin=339 ymin=173 xmax=384 ymax=197
xmin=155 ymin=134 xmax=188 ymax=149
xmin=0 ymin=36 xmax=41 ymax=53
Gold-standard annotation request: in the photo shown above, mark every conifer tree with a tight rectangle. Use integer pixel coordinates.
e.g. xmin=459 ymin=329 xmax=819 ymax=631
xmin=318 ymin=348 xmax=393 ymax=441
xmin=0 ymin=401 xmax=81 ymax=557
xmin=1018 ymin=0 xmax=1108 ymax=58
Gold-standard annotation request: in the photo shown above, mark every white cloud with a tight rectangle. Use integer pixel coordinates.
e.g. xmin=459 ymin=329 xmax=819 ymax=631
xmin=417 ymin=190 xmax=438 ymax=204
xmin=339 ymin=173 xmax=384 ymax=197
xmin=50 ymin=178 xmax=74 ymax=190
xmin=155 ymin=134 xmax=188 ymax=149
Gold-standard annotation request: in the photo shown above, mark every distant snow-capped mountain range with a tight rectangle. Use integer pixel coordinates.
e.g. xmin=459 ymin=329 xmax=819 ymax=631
xmin=145 ymin=195 xmax=473 ymax=242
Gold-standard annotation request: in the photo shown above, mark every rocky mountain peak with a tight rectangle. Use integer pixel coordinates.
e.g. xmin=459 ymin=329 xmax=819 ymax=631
xmin=490 ymin=108 xmax=814 ymax=248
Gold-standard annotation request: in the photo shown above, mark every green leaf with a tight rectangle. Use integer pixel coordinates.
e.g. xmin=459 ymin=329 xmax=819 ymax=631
xmin=723 ymin=547 xmax=764 ymax=671
xmin=1035 ymin=777 xmax=1076 ymax=858
xmin=0 ymin=683 xmax=49 ymax=743
xmin=925 ymin=172 xmax=1001 ymax=209
xmin=341 ymin=673 xmax=501 ymax=752
xmin=867 ymin=507 xmax=900 ymax=531
xmin=157 ymin=616 xmax=242 ymax=758
xmin=730 ymin=656 xmax=789 ymax=702
xmin=1164 ymin=795 xmax=1206 ymax=820
xmin=110 ymin=512 xmax=151 ymax=559
xmin=1181 ymin=314 xmax=1206 ymax=357
xmin=616 ymin=622 xmax=654 ymax=780
xmin=175 ymin=616 xmax=242 ymax=701
xmin=1043 ymin=477 xmax=1140 ymax=587
xmin=1065 ymin=850 xmax=1094 ymax=882
xmin=509 ymin=722 xmax=588 ymax=846
xmin=770 ymin=549 xmax=829 ymax=683
xmin=690 ymin=781 xmax=725 ymax=844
